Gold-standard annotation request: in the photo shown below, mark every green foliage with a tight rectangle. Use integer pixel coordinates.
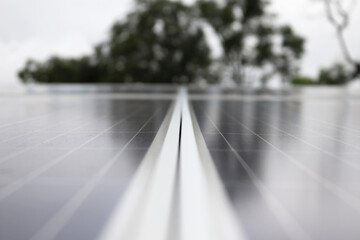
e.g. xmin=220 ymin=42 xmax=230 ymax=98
xmin=197 ymin=0 xmax=305 ymax=86
xmin=18 ymin=0 xmax=305 ymax=86
xmin=280 ymin=26 xmax=304 ymax=59
xmin=318 ymin=63 xmax=350 ymax=85
xmin=18 ymin=57 xmax=105 ymax=83
xmin=292 ymin=64 xmax=350 ymax=86
xmin=105 ymin=0 xmax=211 ymax=83
xmin=242 ymin=0 xmax=266 ymax=21
xmin=292 ymin=76 xmax=318 ymax=85
xmin=19 ymin=0 xmax=212 ymax=84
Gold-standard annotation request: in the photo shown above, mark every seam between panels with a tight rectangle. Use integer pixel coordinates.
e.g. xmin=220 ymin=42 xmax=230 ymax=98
xmin=99 ymin=91 xmax=181 ymax=240
xmin=179 ymin=88 xmax=246 ymax=240
xmin=99 ymin=87 xmax=243 ymax=240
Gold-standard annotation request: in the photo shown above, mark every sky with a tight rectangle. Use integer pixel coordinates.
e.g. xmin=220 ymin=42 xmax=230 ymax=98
xmin=0 ymin=0 xmax=359 ymax=87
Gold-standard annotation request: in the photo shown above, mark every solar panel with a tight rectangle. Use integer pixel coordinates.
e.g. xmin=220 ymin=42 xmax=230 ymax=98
xmin=0 ymin=94 xmax=172 ymax=240
xmin=0 ymin=88 xmax=360 ymax=240
xmin=191 ymin=96 xmax=360 ymax=240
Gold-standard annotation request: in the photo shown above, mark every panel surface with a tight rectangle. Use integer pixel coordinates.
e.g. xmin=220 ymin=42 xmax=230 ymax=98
xmin=192 ymin=95 xmax=360 ymax=240
xmin=0 ymin=94 xmax=171 ymax=240
xmin=1 ymin=87 xmax=360 ymax=240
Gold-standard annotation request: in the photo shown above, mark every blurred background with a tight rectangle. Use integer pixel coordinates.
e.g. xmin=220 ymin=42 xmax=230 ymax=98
xmin=1 ymin=0 xmax=360 ymax=91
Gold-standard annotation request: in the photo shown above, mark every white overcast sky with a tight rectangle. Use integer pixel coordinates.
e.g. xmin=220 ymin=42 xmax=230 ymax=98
xmin=0 ymin=0 xmax=359 ymax=87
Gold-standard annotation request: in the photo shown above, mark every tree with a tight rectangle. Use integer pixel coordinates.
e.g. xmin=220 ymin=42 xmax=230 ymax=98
xmin=18 ymin=56 xmax=106 ymax=84
xmin=19 ymin=0 xmax=213 ymax=84
xmin=197 ymin=0 xmax=305 ymax=87
xmin=292 ymin=76 xmax=318 ymax=85
xmin=18 ymin=0 xmax=305 ymax=87
xmin=320 ymin=0 xmax=360 ymax=79
xmin=104 ymin=0 xmax=212 ymax=84
xmin=318 ymin=63 xmax=350 ymax=85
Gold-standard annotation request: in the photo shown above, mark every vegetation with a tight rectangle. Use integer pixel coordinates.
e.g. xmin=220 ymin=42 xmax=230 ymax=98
xmin=292 ymin=63 xmax=350 ymax=86
xmin=318 ymin=63 xmax=350 ymax=85
xmin=18 ymin=0 xmax=305 ymax=86
xmin=320 ymin=0 xmax=360 ymax=79
xmin=292 ymin=76 xmax=318 ymax=85
xmin=198 ymin=0 xmax=305 ymax=86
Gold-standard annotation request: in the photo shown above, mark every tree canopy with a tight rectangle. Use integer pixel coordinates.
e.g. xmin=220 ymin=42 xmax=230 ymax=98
xmin=18 ymin=0 xmax=305 ymax=86
xmin=320 ymin=0 xmax=360 ymax=80
xmin=318 ymin=63 xmax=350 ymax=85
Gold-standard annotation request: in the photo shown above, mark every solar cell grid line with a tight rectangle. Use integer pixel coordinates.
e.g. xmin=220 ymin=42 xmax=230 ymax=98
xmin=0 ymin=118 xmax=78 ymax=136
xmin=259 ymin=103 xmax=360 ymax=138
xmin=0 ymin=112 xmax=114 ymax=165
xmin=257 ymin=102 xmax=360 ymax=144
xmin=309 ymin=110 xmax=360 ymax=133
xmin=0 ymin=122 xmax=43 ymax=135
xmin=287 ymin=102 xmax=360 ymax=134
xmin=256 ymin=105 xmax=360 ymax=146
xmin=240 ymin=111 xmax=360 ymax=170
xmin=29 ymin=107 xmax=164 ymax=240
xmin=0 ymin=104 xmax=170 ymax=240
xmin=255 ymin=104 xmax=360 ymax=156
xmin=197 ymin=107 xmax=312 ymax=240
xmin=41 ymin=120 xmax=105 ymax=144
xmin=259 ymin=107 xmax=360 ymax=145
xmin=0 ymin=100 xmax=79 ymax=116
xmin=222 ymin=110 xmax=360 ymax=214
xmin=241 ymin=103 xmax=360 ymax=153
xmin=0 ymin=101 xmax=116 ymax=135
xmin=0 ymin=105 xmax=147 ymax=202
xmin=0 ymin=113 xmax=90 ymax=144
xmin=221 ymin=100 xmax=355 ymax=138
xmin=0 ymin=99 xmax=127 ymax=142
xmin=0 ymin=116 xmax=61 ymax=135
xmin=192 ymin=101 xmax=360 ymax=238
xmin=0 ymin=113 xmax=50 ymax=129
xmin=39 ymin=100 xmax=150 ymax=138
xmin=0 ymin=99 xmax=153 ymax=149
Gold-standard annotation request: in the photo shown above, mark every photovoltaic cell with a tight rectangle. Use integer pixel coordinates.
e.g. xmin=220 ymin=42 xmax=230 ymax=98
xmin=192 ymin=97 xmax=360 ymax=240
xmin=0 ymin=94 xmax=171 ymax=240
xmin=1 ymin=88 xmax=360 ymax=240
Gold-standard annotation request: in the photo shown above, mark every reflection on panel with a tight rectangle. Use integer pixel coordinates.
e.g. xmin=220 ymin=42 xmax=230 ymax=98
xmin=192 ymin=98 xmax=360 ymax=240
xmin=0 ymin=95 xmax=171 ymax=240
